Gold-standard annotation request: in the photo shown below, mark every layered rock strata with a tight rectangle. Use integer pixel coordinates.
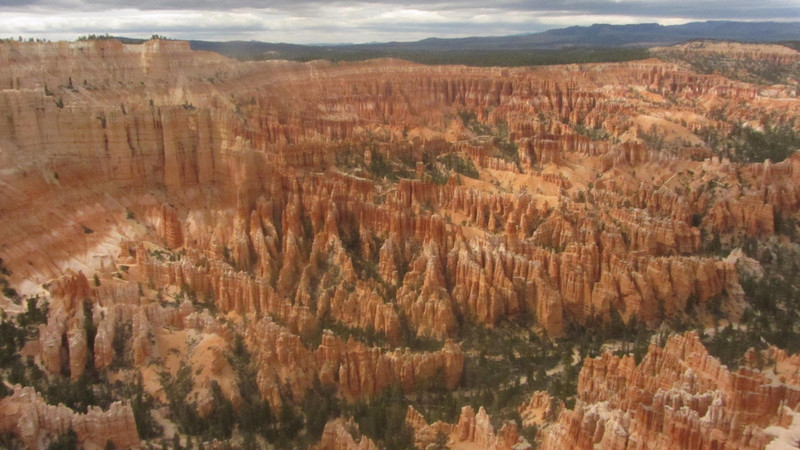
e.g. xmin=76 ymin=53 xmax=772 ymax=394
xmin=1 ymin=39 xmax=799 ymax=447
xmin=0 ymin=385 xmax=139 ymax=449
xmin=539 ymin=332 xmax=800 ymax=449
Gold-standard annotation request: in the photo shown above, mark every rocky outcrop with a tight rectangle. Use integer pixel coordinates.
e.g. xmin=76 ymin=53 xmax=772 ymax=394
xmin=405 ymin=405 xmax=455 ymax=448
xmin=0 ymin=385 xmax=139 ymax=449
xmin=405 ymin=405 xmax=529 ymax=450
xmin=539 ymin=332 xmax=800 ymax=450
xmin=652 ymin=41 xmax=800 ymax=86
xmin=92 ymin=306 xmax=116 ymax=371
xmin=2 ymin=39 xmax=800 ymax=448
xmin=38 ymin=309 xmax=68 ymax=376
xmin=3 ymin=38 xmax=786 ymax=341
xmin=455 ymin=406 xmax=499 ymax=448
xmin=313 ymin=418 xmax=378 ymax=450
xmin=38 ymin=298 xmax=91 ymax=380
xmin=706 ymin=195 xmax=774 ymax=237
xmin=160 ymin=204 xmax=184 ymax=249
xmin=245 ymin=319 xmax=464 ymax=406
xmin=743 ymin=346 xmax=800 ymax=386
xmin=520 ymin=391 xmax=563 ymax=428
xmin=121 ymin=165 xmax=745 ymax=339
xmin=395 ymin=243 xmax=458 ymax=339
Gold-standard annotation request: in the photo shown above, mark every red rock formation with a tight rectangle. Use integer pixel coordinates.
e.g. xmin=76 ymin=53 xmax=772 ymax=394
xmin=160 ymin=203 xmax=184 ymax=249
xmin=38 ymin=309 xmax=67 ymax=376
xmin=463 ymin=406 xmax=522 ymax=449
xmin=313 ymin=418 xmax=379 ymax=450
xmin=405 ymin=405 xmax=455 ymax=448
xmin=396 ymin=243 xmax=458 ymax=339
xmin=0 ymin=385 xmax=139 ymax=449
xmin=706 ymin=195 xmax=775 ymax=237
xmin=244 ymin=319 xmax=463 ymax=405
xmin=743 ymin=346 xmax=800 ymax=386
xmin=2 ymin=39 xmax=800 ymax=448
xmin=520 ymin=391 xmax=563 ymax=427
xmin=0 ymin=38 xmax=780 ymax=343
xmin=539 ymin=332 xmax=800 ymax=449
xmin=405 ymin=405 xmax=530 ymax=449
xmin=66 ymin=313 xmax=88 ymax=381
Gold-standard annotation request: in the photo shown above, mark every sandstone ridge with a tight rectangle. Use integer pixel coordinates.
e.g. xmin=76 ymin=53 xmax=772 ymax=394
xmin=0 ymin=39 xmax=798 ymax=448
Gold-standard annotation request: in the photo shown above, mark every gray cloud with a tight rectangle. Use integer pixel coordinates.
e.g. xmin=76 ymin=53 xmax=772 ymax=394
xmin=1 ymin=0 xmax=798 ymax=43
xmin=6 ymin=0 xmax=800 ymax=17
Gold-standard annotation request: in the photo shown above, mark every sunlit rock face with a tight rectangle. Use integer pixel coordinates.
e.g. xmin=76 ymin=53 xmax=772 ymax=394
xmin=540 ymin=332 xmax=800 ymax=450
xmin=0 ymin=386 xmax=139 ymax=449
xmin=1 ymin=38 xmax=799 ymax=448
xmin=399 ymin=333 xmax=800 ymax=450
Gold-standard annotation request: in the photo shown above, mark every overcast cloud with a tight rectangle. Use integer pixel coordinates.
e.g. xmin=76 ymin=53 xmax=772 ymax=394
xmin=2 ymin=0 xmax=799 ymax=43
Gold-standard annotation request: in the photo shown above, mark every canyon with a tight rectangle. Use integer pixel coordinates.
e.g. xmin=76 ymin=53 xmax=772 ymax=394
xmin=0 ymin=38 xmax=799 ymax=448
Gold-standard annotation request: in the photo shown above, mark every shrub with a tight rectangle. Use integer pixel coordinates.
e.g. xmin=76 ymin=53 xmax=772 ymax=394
xmin=438 ymin=153 xmax=479 ymax=179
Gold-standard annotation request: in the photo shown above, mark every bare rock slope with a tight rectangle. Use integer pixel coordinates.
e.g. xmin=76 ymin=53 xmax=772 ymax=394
xmin=0 ymin=38 xmax=799 ymax=448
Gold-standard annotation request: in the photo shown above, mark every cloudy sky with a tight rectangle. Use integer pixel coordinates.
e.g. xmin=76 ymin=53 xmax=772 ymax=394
xmin=2 ymin=0 xmax=799 ymax=44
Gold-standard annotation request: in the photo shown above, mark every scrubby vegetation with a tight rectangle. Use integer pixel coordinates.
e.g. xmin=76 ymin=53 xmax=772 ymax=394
xmin=438 ymin=153 xmax=479 ymax=179
xmin=340 ymin=386 xmax=414 ymax=449
xmin=0 ymin=297 xmax=48 ymax=376
xmin=77 ymin=34 xmax=114 ymax=41
xmin=700 ymin=122 xmax=800 ymax=163
xmin=459 ymin=113 xmax=521 ymax=169
xmin=653 ymin=45 xmax=800 ymax=86
xmin=0 ymin=258 xmax=19 ymax=301
xmin=704 ymin=242 xmax=800 ymax=368
xmin=4 ymin=37 xmax=800 ymax=449
xmin=46 ymin=427 xmax=78 ymax=450
xmin=189 ymin=41 xmax=651 ymax=67
xmin=574 ymin=123 xmax=608 ymax=141
xmin=335 ymin=146 xmax=415 ymax=182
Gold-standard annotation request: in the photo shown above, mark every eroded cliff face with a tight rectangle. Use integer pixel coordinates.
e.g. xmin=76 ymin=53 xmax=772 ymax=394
xmin=397 ymin=333 xmax=800 ymax=450
xmin=313 ymin=418 xmax=379 ymax=450
xmin=243 ymin=320 xmax=463 ymax=406
xmin=652 ymin=40 xmax=800 ymax=87
xmin=0 ymin=385 xmax=139 ymax=449
xmin=2 ymin=39 xmax=795 ymax=333
xmin=0 ymin=39 xmax=799 ymax=448
xmin=539 ymin=332 xmax=800 ymax=450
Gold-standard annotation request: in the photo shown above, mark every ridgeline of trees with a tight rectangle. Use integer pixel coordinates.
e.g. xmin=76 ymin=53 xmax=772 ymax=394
xmin=700 ymin=122 xmax=800 ymax=164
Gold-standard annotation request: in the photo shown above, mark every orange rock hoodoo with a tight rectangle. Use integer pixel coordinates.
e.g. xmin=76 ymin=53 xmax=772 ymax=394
xmin=1 ymin=38 xmax=800 ymax=447
xmin=405 ymin=404 xmax=525 ymax=449
xmin=540 ymin=332 xmax=800 ymax=449
xmin=2 ymin=39 xmax=795 ymax=338
xmin=0 ymin=386 xmax=139 ymax=449
xmin=400 ymin=332 xmax=800 ymax=450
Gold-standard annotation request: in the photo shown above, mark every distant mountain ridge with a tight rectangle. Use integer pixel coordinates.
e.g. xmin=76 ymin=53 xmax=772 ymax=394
xmin=363 ymin=21 xmax=800 ymax=51
xmin=112 ymin=21 xmax=800 ymax=65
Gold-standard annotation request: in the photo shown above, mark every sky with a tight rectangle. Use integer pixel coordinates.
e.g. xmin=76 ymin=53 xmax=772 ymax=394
xmin=1 ymin=0 xmax=799 ymax=44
